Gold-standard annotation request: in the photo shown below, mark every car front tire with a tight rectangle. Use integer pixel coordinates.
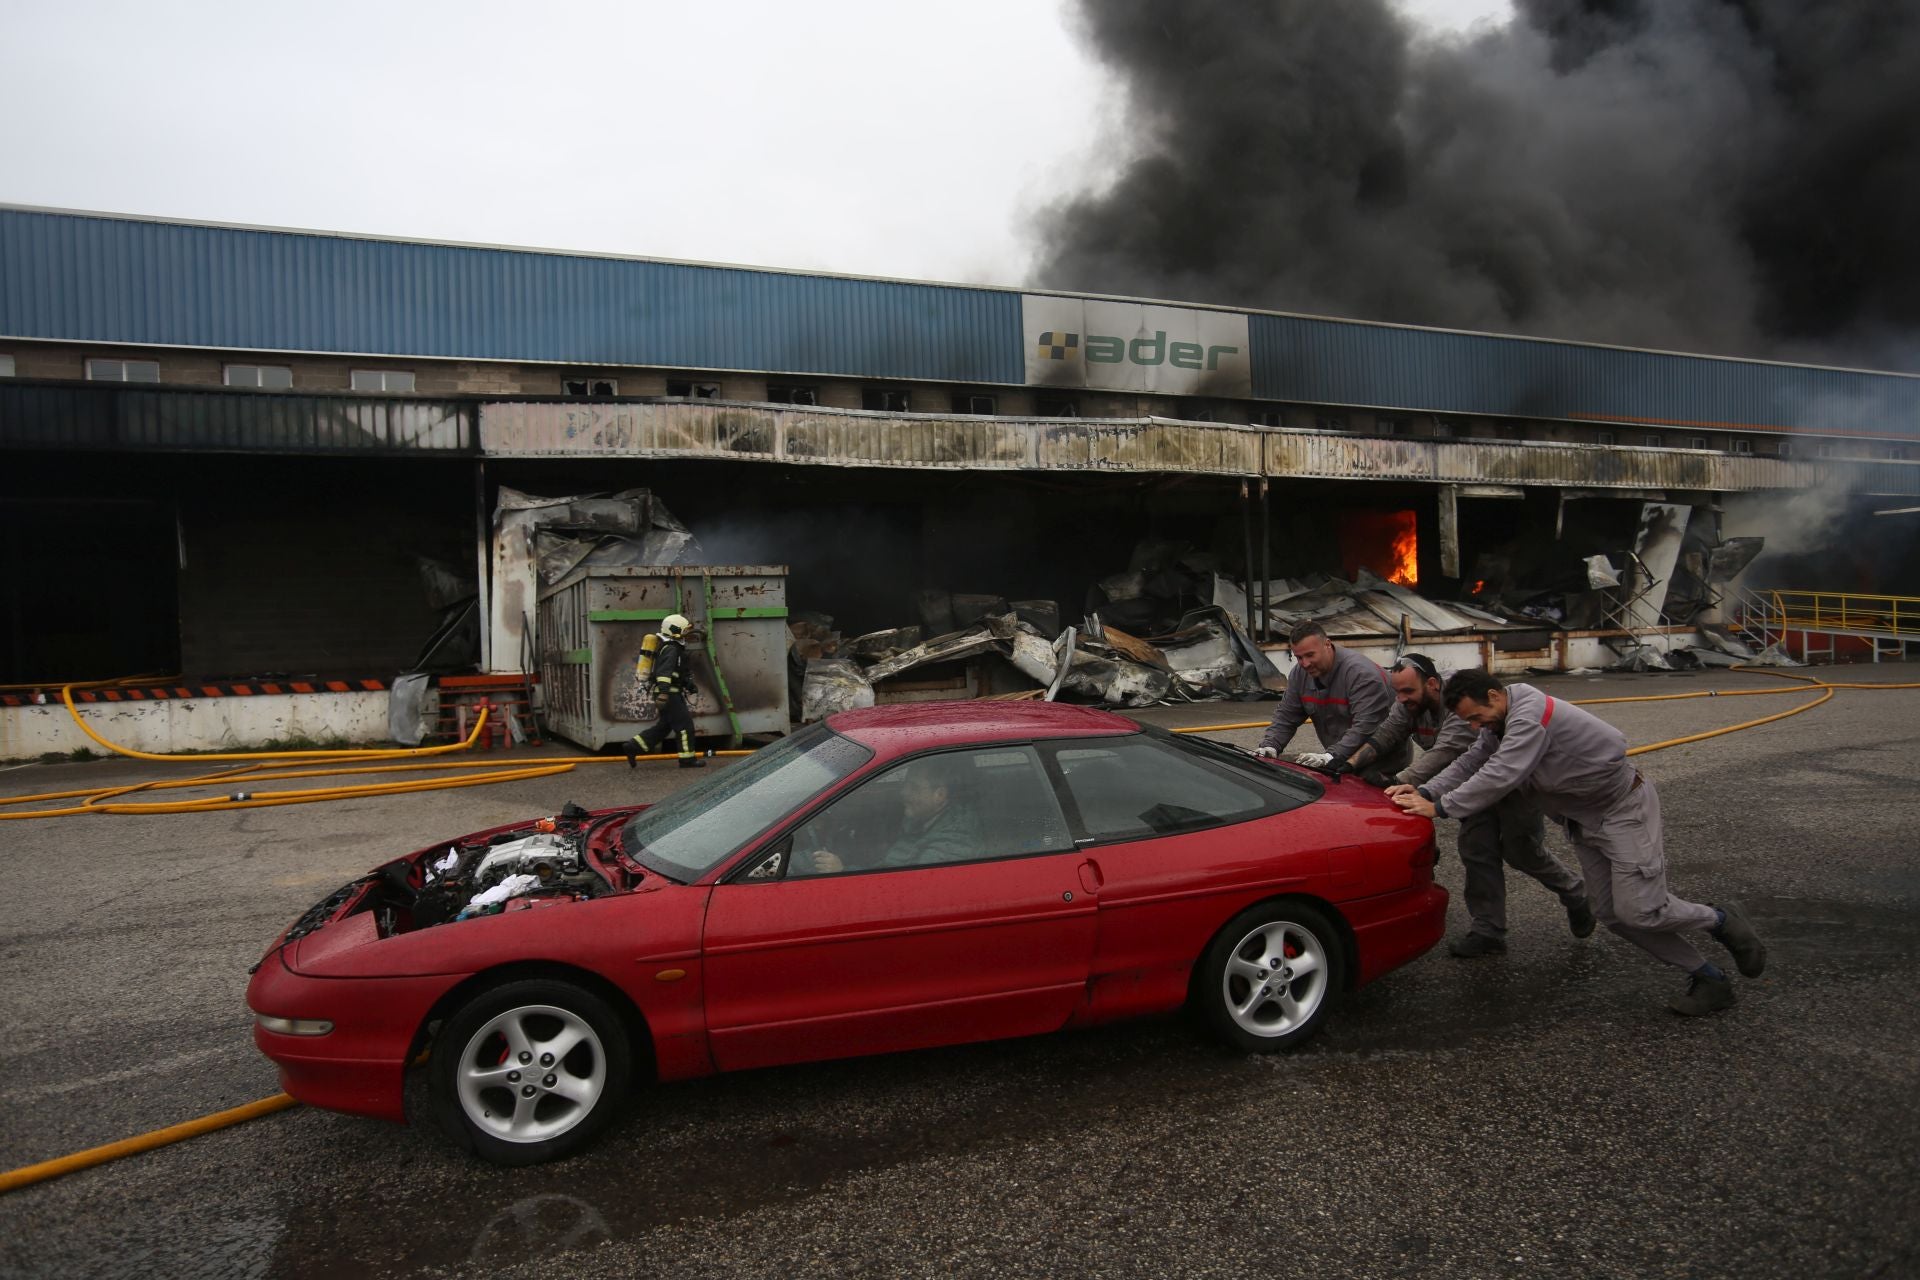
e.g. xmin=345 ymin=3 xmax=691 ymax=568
xmin=428 ymin=978 xmax=632 ymax=1165
xmin=1196 ymin=900 xmax=1344 ymax=1053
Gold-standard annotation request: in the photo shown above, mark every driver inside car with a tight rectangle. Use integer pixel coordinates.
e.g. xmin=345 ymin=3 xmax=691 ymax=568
xmin=803 ymin=766 xmax=980 ymax=874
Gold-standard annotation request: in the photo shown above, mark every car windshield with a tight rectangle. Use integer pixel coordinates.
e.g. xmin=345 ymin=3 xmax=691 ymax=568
xmin=619 ymin=723 xmax=872 ymax=881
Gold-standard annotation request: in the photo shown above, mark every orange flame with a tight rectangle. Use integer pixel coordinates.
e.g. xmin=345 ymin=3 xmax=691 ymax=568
xmin=1388 ymin=517 xmax=1417 ymax=587
xmin=1471 ymin=579 xmax=1487 ymax=594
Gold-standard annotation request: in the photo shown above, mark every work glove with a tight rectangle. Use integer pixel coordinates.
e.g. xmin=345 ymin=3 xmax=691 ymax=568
xmin=1324 ymin=757 xmax=1353 ymax=779
xmin=1297 ymin=751 xmax=1333 ymax=769
xmin=1253 ymin=746 xmax=1278 ymax=759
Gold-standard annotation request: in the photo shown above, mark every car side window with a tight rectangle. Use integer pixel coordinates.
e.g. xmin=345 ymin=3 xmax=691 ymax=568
xmin=786 ymin=745 xmax=1072 ymax=878
xmin=1050 ymin=737 xmax=1273 ymax=842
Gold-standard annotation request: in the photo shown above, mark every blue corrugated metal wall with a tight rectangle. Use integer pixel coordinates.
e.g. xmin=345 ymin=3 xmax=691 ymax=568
xmin=6 ymin=206 xmax=1918 ymax=440
xmin=1250 ymin=314 xmax=1920 ymax=439
xmin=0 ymin=207 xmax=1025 ymax=384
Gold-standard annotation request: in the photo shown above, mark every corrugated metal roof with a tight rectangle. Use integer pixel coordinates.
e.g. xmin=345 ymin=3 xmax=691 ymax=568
xmin=0 ymin=382 xmax=473 ymax=454
xmin=1250 ymin=313 xmax=1920 ymax=440
xmin=0 ymin=207 xmax=1023 ymax=384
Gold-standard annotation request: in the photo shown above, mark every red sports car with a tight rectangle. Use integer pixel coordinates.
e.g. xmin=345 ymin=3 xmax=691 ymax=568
xmin=248 ymin=703 xmax=1445 ymax=1164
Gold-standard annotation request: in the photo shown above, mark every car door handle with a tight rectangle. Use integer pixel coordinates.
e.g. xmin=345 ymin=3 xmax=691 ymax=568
xmin=1078 ymin=859 xmax=1104 ymax=893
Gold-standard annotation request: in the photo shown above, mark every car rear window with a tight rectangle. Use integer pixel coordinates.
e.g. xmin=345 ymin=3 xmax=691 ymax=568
xmin=1049 ymin=730 xmax=1311 ymax=842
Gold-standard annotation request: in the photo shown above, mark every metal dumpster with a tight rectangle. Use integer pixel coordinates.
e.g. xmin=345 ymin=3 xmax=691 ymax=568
xmin=537 ymin=565 xmax=790 ymax=750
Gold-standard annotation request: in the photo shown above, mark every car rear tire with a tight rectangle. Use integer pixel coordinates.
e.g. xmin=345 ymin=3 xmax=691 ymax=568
xmin=1195 ymin=900 xmax=1344 ymax=1053
xmin=429 ymin=978 xmax=631 ymax=1165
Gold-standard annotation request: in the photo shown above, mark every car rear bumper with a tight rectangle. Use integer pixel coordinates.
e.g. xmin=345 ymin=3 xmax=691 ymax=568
xmin=1345 ymin=883 xmax=1448 ymax=987
xmin=247 ymin=952 xmax=467 ymax=1123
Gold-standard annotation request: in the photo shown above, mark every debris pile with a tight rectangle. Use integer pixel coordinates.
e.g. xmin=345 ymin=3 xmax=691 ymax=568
xmin=793 ymin=606 xmax=1285 ymax=720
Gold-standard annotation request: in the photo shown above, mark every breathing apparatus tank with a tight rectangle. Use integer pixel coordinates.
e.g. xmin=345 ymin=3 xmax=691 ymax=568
xmin=634 ymin=630 xmax=662 ymax=683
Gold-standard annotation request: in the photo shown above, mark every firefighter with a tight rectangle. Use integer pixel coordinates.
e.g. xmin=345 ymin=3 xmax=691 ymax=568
xmin=624 ymin=613 xmax=705 ymax=769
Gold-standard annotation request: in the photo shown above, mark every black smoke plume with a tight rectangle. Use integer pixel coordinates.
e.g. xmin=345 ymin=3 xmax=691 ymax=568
xmin=1035 ymin=0 xmax=1920 ymax=370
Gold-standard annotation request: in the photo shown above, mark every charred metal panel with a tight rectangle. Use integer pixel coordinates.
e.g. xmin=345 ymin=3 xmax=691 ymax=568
xmin=1264 ymin=433 xmax=1435 ymax=481
xmin=1263 ymin=431 xmax=1920 ymax=496
xmin=0 ymin=381 xmax=472 ymax=454
xmin=1 ymin=206 xmax=1021 ymax=383
xmin=480 ymin=402 xmax=1261 ymax=476
xmin=1249 ymin=312 xmax=1920 ymax=441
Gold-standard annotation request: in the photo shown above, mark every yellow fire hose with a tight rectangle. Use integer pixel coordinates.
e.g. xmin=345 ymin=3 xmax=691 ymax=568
xmin=0 ymin=690 xmax=756 ymax=821
xmin=4 ymin=664 xmax=1918 ymax=1196
xmin=0 ymin=1095 xmax=299 ymax=1196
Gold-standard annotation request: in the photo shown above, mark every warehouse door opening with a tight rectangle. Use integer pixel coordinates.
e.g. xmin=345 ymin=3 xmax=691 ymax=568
xmin=0 ymin=498 xmax=181 ymax=683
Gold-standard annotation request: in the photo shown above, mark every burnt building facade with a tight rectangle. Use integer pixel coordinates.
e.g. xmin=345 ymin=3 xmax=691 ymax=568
xmin=3 ymin=204 xmax=1918 ymax=685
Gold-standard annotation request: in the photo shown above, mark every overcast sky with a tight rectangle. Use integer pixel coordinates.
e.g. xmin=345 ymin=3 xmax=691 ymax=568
xmin=0 ymin=0 xmax=1512 ymax=289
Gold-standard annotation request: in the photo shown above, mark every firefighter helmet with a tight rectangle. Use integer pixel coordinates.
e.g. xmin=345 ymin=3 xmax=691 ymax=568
xmin=660 ymin=613 xmax=691 ymax=641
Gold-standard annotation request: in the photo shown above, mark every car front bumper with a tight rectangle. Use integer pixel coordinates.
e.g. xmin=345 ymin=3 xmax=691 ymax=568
xmin=247 ymin=951 xmax=468 ymax=1123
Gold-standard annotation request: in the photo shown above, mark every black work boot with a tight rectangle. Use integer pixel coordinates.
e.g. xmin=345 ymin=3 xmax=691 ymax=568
xmin=1669 ymin=971 xmax=1736 ymax=1016
xmin=1567 ymin=900 xmax=1597 ymax=939
xmin=677 ymin=755 xmax=706 ymax=769
xmin=1710 ymin=900 xmax=1767 ymax=978
xmin=1447 ymin=932 xmax=1507 ymax=959
xmin=623 ymin=738 xmax=640 ymax=770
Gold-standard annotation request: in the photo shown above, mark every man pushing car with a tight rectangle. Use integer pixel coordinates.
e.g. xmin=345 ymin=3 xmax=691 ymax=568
xmin=1388 ymin=670 xmax=1767 ymax=1016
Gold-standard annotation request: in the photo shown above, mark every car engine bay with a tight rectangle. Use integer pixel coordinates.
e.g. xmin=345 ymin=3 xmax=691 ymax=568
xmin=337 ymin=803 xmax=620 ymax=939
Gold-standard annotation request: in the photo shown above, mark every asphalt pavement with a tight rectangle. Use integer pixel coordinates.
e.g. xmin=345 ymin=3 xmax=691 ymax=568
xmin=1 ymin=665 xmax=1916 ymax=1279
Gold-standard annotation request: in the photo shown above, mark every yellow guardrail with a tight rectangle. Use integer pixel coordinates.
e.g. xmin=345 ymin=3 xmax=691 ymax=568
xmin=1763 ymin=589 xmax=1915 ymax=637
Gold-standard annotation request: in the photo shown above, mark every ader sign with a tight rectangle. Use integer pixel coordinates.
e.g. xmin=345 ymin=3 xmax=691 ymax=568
xmin=1023 ymin=295 xmax=1253 ymax=398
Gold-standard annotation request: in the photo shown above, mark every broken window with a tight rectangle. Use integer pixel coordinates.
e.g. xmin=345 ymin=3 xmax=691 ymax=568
xmin=1314 ymin=413 xmax=1348 ymax=432
xmin=225 ymin=364 xmax=293 ymax=390
xmin=951 ymin=393 xmax=996 ymax=415
xmin=1684 ymin=436 xmax=1709 ymax=450
xmin=0 ymin=354 xmax=15 ymax=377
xmin=1889 ymin=445 xmax=1910 ymax=461
xmin=1595 ymin=430 xmax=1616 ymax=446
xmin=1035 ymin=395 xmax=1079 ymax=418
xmin=1731 ymin=439 xmax=1753 ymax=455
xmin=766 ymin=385 xmax=818 ymax=406
xmin=666 ymin=379 xmax=720 ymax=398
xmin=863 ymin=387 xmax=911 ymax=412
xmin=350 ymin=369 xmax=415 ymax=393
xmin=1248 ymin=409 xmax=1284 ymax=428
xmin=1432 ymin=419 xmax=1457 ymax=438
xmin=562 ymin=377 xmax=618 ymax=397
xmin=1644 ymin=433 xmax=1663 ymax=447
xmin=1376 ymin=417 xmax=1405 ymax=436
xmin=1775 ymin=441 xmax=1793 ymax=458
xmin=86 ymin=357 xmax=160 ymax=383
xmin=1816 ymin=442 xmax=1838 ymax=458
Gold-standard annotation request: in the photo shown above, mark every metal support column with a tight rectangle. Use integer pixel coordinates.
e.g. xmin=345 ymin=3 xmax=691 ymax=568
xmin=1239 ymin=479 xmax=1257 ymax=640
xmin=1439 ymin=484 xmax=1460 ymax=580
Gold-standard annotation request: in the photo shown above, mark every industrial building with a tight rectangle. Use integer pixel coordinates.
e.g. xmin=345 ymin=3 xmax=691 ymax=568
xmin=4 ymin=204 xmax=1918 ymax=751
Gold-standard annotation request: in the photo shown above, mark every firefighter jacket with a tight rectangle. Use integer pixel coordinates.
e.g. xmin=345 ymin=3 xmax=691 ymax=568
xmin=651 ymin=638 xmax=695 ymax=698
